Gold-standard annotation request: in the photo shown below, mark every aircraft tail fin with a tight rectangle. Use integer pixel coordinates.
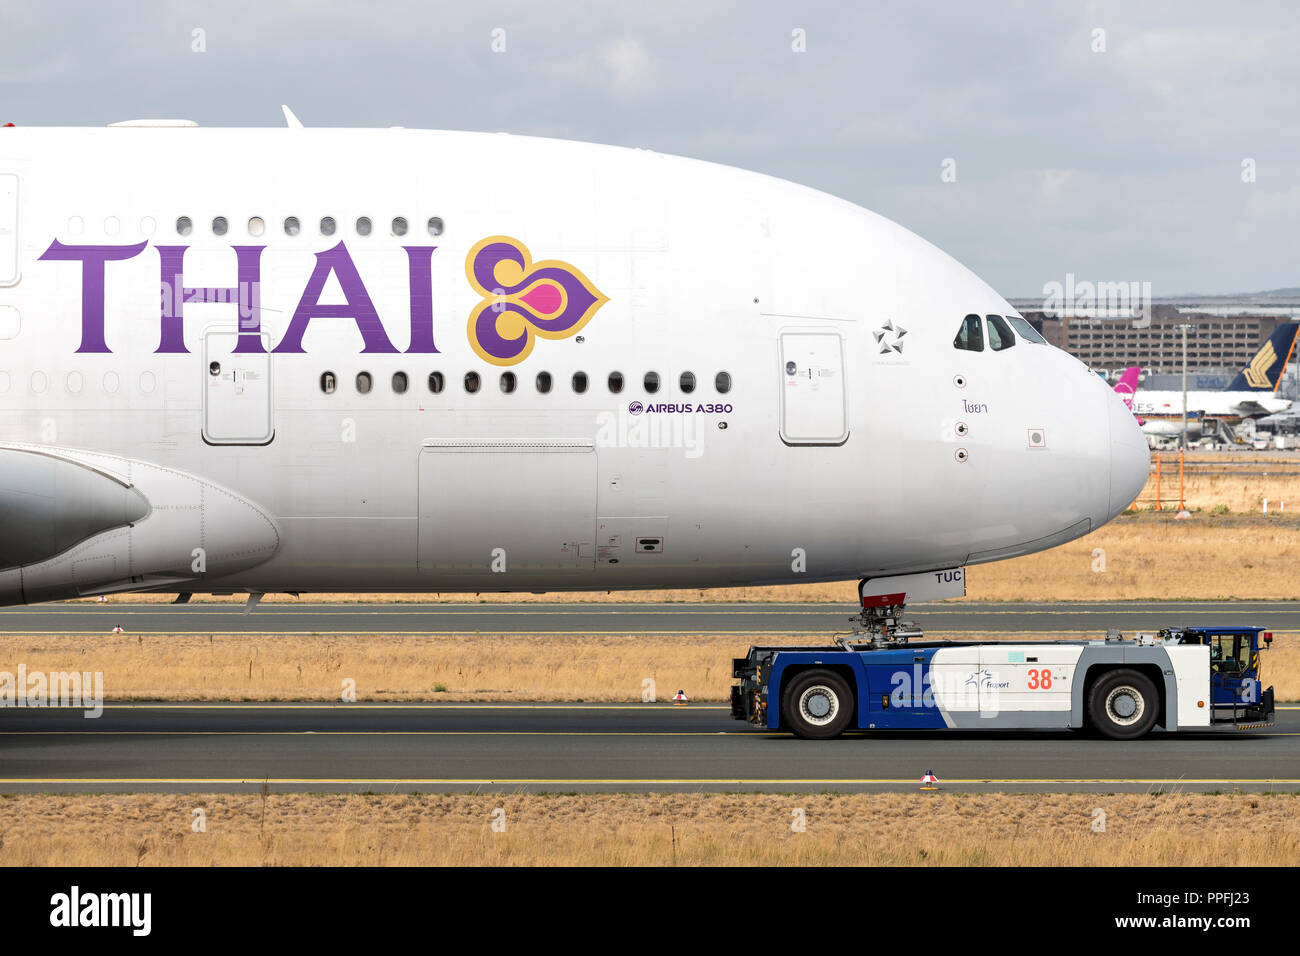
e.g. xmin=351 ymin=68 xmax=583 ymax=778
xmin=1113 ymin=366 xmax=1140 ymax=411
xmin=1228 ymin=322 xmax=1300 ymax=392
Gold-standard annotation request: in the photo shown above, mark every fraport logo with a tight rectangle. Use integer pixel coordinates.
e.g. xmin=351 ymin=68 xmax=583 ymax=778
xmin=628 ymin=401 xmax=644 ymax=416
xmin=965 ymin=669 xmax=1010 ymax=690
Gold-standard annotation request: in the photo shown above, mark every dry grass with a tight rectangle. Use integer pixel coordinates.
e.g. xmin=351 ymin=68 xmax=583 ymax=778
xmin=3 ymin=631 xmax=1296 ymax=701
xmin=965 ymin=514 xmax=1300 ymax=601
xmin=1138 ymin=457 xmax=1300 ymax=513
xmin=1 ymin=792 xmax=1295 ymax=866
xmin=0 ymin=632 xmax=814 ymax=702
xmin=1259 ymin=636 xmax=1300 ymax=700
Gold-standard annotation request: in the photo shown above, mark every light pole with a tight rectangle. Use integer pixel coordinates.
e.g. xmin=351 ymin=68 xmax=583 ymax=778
xmin=1175 ymin=323 xmax=1196 ymax=448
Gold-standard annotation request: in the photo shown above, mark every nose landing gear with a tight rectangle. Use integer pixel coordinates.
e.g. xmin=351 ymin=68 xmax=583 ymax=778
xmin=838 ymin=569 xmax=967 ymax=649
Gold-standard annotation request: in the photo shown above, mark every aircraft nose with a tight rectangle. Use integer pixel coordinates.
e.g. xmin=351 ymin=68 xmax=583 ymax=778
xmin=1107 ymin=391 xmax=1150 ymax=518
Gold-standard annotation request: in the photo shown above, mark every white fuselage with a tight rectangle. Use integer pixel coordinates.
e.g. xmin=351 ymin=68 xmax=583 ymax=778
xmin=1133 ymin=390 xmax=1291 ymax=425
xmin=0 ymin=126 xmax=1149 ymax=605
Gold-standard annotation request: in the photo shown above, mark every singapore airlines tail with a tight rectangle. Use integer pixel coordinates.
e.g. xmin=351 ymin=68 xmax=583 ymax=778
xmin=1226 ymin=322 xmax=1300 ymax=392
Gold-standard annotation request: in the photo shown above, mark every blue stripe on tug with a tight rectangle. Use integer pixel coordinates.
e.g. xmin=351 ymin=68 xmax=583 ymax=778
xmin=766 ymin=647 xmax=947 ymax=730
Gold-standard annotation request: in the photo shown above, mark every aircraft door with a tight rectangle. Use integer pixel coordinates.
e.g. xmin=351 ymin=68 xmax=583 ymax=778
xmin=202 ymin=329 xmax=274 ymax=445
xmin=779 ymin=331 xmax=848 ymax=445
xmin=0 ymin=173 xmax=17 ymax=286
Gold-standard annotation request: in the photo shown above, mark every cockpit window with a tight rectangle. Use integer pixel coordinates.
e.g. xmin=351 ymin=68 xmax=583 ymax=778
xmin=953 ymin=314 xmax=984 ymax=352
xmin=1006 ymin=314 xmax=1047 ymax=344
xmin=986 ymin=314 xmax=1016 ymax=351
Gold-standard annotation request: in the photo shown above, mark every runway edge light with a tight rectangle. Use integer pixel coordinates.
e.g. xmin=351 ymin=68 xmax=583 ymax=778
xmin=673 ymin=690 xmax=689 ymax=705
xmin=920 ymin=770 xmax=940 ymax=791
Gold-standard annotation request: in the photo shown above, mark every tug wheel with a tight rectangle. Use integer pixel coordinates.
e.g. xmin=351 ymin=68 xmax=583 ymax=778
xmin=782 ymin=669 xmax=854 ymax=740
xmin=1087 ymin=669 xmax=1159 ymax=740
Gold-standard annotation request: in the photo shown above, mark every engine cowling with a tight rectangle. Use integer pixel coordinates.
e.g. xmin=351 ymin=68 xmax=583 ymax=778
xmin=0 ymin=443 xmax=280 ymax=606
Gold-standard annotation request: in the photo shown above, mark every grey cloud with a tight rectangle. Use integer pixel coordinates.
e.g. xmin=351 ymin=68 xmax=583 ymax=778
xmin=1 ymin=0 xmax=1297 ymax=294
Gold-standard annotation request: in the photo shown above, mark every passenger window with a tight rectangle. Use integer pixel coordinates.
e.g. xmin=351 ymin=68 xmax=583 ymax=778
xmin=427 ymin=371 xmax=445 ymax=393
xmin=536 ymin=371 xmax=552 ymax=393
xmin=248 ymin=216 xmax=266 ymax=237
xmin=427 ymin=216 xmax=444 ymax=236
xmin=284 ymin=216 xmax=301 ymax=236
xmin=953 ymin=314 xmax=984 ymax=352
xmin=986 ymin=314 xmax=1016 ymax=351
xmin=644 ymin=371 xmax=660 ymax=393
xmin=392 ymin=217 xmax=408 ymax=236
xmin=320 ymin=371 xmax=337 ymax=394
xmin=176 ymin=216 xmax=193 ymax=236
xmin=680 ymin=371 xmax=696 ymax=393
xmin=715 ymin=371 xmax=732 ymax=393
xmin=464 ymin=371 xmax=481 ymax=393
xmin=212 ymin=216 xmax=228 ymax=236
xmin=320 ymin=216 xmax=337 ymax=236
xmin=356 ymin=216 xmax=372 ymax=237
xmin=608 ymin=371 xmax=624 ymax=393
xmin=500 ymin=371 xmax=517 ymax=394
xmin=356 ymin=372 xmax=373 ymax=394
xmin=1006 ymin=315 xmax=1047 ymax=344
xmin=392 ymin=371 xmax=408 ymax=394
xmin=572 ymin=371 xmax=588 ymax=393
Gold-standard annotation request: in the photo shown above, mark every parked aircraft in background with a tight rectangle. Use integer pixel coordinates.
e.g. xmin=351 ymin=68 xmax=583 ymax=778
xmin=1112 ymin=366 xmax=1141 ymax=419
xmin=1131 ymin=323 xmax=1299 ymax=437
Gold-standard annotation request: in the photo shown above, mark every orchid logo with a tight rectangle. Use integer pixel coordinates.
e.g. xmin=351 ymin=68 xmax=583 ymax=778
xmin=628 ymin=401 xmax=644 ymax=415
xmin=465 ymin=236 xmax=608 ymax=366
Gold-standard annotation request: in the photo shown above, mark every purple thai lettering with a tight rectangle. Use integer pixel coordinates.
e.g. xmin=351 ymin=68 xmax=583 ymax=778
xmin=403 ymin=246 xmax=439 ymax=354
xmin=273 ymin=242 xmax=397 ymax=354
xmin=38 ymin=240 xmax=148 ymax=353
xmin=156 ymin=245 xmax=266 ymax=353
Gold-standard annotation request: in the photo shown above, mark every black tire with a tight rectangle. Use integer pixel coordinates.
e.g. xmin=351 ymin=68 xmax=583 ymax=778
xmin=1087 ymin=669 xmax=1159 ymax=740
xmin=782 ymin=669 xmax=854 ymax=739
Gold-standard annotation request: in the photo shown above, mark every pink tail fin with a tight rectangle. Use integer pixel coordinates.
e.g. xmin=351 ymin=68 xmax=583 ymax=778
xmin=1113 ymin=366 xmax=1141 ymax=411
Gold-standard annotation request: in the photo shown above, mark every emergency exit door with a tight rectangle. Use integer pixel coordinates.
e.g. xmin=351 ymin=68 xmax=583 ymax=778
xmin=202 ymin=329 xmax=274 ymax=445
xmin=779 ymin=331 xmax=848 ymax=445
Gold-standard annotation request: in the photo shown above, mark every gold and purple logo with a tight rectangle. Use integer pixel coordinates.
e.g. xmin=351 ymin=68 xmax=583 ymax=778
xmin=465 ymin=236 xmax=608 ymax=366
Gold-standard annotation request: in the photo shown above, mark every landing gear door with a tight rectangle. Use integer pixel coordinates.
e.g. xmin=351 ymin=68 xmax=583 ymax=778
xmin=202 ymin=329 xmax=274 ymax=445
xmin=779 ymin=331 xmax=848 ymax=445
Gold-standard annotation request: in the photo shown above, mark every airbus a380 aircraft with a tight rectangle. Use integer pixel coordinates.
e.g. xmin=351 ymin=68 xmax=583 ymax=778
xmin=0 ymin=120 xmax=1149 ymax=623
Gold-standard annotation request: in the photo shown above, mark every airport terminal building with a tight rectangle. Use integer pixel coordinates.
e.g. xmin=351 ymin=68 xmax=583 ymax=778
xmin=1009 ymin=296 xmax=1300 ymax=394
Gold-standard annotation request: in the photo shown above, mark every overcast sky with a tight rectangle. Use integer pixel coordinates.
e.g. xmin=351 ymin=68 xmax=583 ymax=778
xmin=3 ymin=0 xmax=1298 ymax=297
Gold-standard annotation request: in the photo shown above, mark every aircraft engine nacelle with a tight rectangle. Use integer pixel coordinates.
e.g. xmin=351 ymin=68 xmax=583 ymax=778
xmin=0 ymin=443 xmax=280 ymax=606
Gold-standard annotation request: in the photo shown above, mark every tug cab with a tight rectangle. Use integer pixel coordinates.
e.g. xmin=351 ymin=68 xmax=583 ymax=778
xmin=1162 ymin=626 xmax=1274 ymax=725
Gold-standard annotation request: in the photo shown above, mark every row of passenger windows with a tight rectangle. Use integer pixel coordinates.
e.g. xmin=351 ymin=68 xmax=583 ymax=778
xmin=321 ymin=370 xmax=734 ymax=396
xmin=174 ymin=215 xmax=445 ymax=238
xmin=953 ymin=313 xmax=1046 ymax=352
